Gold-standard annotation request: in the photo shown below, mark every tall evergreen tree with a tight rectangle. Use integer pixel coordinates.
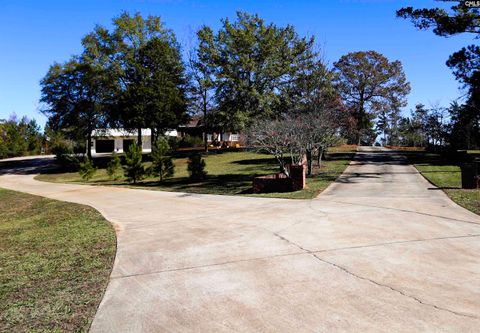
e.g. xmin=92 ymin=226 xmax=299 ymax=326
xmin=196 ymin=12 xmax=317 ymax=131
xmin=40 ymin=57 xmax=111 ymax=158
xmin=398 ymin=2 xmax=479 ymax=149
xmin=110 ymin=12 xmax=188 ymax=146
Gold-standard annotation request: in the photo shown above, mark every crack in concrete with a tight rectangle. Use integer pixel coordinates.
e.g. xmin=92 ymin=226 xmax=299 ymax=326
xmin=324 ymin=199 xmax=480 ymax=226
xmin=272 ymin=232 xmax=310 ymax=252
xmin=311 ymin=233 xmax=480 ymax=254
xmin=311 ymin=253 xmax=479 ymax=320
xmin=270 ymin=228 xmax=480 ymax=321
xmin=110 ymin=250 xmax=307 ymax=280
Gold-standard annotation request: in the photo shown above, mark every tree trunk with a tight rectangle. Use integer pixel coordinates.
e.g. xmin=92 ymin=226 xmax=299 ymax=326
xmin=306 ymin=149 xmax=312 ymax=176
xmin=317 ymin=148 xmax=324 ymax=168
xmin=137 ymin=127 xmax=142 ymax=148
xmin=203 ymin=96 xmax=208 ymax=153
xmin=204 ymin=132 xmax=208 ymax=153
xmin=150 ymin=128 xmax=156 ymax=148
xmin=87 ymin=129 xmax=92 ymax=159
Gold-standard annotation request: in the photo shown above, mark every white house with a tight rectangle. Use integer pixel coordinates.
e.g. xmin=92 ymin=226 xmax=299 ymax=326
xmin=89 ymin=128 xmax=177 ymax=155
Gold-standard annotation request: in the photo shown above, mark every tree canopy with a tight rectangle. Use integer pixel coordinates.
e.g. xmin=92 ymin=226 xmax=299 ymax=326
xmin=196 ymin=11 xmax=318 ymax=131
xmin=333 ymin=50 xmax=410 ymax=145
xmin=397 ymin=1 xmax=479 ymax=148
xmin=41 ymin=12 xmax=188 ymax=152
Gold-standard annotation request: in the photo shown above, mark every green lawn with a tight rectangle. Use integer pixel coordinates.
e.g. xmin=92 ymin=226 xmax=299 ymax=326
xmin=404 ymin=152 xmax=479 ymax=215
xmin=0 ymin=189 xmax=116 ymax=332
xmin=36 ymin=149 xmax=355 ymax=199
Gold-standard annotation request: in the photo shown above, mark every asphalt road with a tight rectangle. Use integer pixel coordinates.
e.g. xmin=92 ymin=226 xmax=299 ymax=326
xmin=1 ymin=147 xmax=479 ymax=332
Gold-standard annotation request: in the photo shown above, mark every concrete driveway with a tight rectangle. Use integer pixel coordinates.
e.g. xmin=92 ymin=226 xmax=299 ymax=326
xmin=1 ymin=147 xmax=479 ymax=332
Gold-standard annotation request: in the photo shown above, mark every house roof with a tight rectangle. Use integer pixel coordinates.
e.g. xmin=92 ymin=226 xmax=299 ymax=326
xmin=91 ymin=128 xmax=177 ymax=137
xmin=178 ymin=116 xmax=203 ymax=128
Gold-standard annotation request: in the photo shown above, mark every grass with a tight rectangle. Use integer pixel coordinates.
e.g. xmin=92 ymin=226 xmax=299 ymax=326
xmin=36 ymin=148 xmax=356 ymax=199
xmin=0 ymin=188 xmax=116 ymax=332
xmin=403 ymin=151 xmax=480 ymax=215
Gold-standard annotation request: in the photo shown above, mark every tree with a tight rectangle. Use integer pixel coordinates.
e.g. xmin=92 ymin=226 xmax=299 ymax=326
xmin=187 ymin=42 xmax=216 ymax=152
xmin=448 ymin=101 xmax=480 ymax=149
xmin=123 ymin=142 xmax=145 ymax=184
xmin=118 ymin=35 xmax=188 ymax=146
xmin=40 ymin=57 xmax=111 ymax=158
xmin=107 ymin=151 xmax=122 ymax=180
xmin=397 ymin=2 xmax=479 ymax=115
xmin=248 ymin=111 xmax=340 ymax=177
xmin=196 ymin=12 xmax=317 ymax=131
xmin=79 ymin=156 xmax=97 ymax=180
xmin=150 ymin=137 xmax=174 ymax=182
xmin=187 ymin=153 xmax=207 ymax=180
xmin=100 ymin=12 xmax=188 ymax=146
xmin=333 ymin=51 xmax=411 ymax=145
xmin=0 ymin=115 xmax=43 ymax=158
xmin=247 ymin=118 xmax=292 ymax=176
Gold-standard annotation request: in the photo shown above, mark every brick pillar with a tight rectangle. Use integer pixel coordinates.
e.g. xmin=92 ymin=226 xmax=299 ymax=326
xmin=289 ymin=164 xmax=305 ymax=191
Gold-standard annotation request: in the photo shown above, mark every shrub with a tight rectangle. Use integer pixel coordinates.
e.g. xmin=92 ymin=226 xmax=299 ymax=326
xmin=106 ymin=151 xmax=122 ymax=180
xmin=79 ymin=156 xmax=96 ymax=180
xmin=123 ymin=142 xmax=145 ymax=184
xmin=50 ymin=137 xmax=80 ymax=170
xmin=151 ymin=137 xmax=175 ymax=182
xmin=187 ymin=153 xmax=207 ymax=180
xmin=178 ymin=135 xmax=204 ymax=148
xmin=167 ymin=136 xmax=179 ymax=152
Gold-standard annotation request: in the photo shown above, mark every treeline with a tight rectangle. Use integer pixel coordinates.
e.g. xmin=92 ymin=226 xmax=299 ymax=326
xmin=0 ymin=116 xmax=43 ymax=159
xmin=39 ymin=12 xmax=412 ymax=160
xmin=396 ymin=1 xmax=479 ymax=150
xmin=35 ymin=2 xmax=480 ymax=165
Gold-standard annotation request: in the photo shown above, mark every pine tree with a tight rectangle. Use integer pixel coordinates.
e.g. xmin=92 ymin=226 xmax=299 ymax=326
xmin=151 ymin=137 xmax=175 ymax=182
xmin=187 ymin=153 xmax=207 ymax=181
xmin=79 ymin=156 xmax=97 ymax=180
xmin=124 ymin=142 xmax=145 ymax=184
xmin=107 ymin=151 xmax=122 ymax=180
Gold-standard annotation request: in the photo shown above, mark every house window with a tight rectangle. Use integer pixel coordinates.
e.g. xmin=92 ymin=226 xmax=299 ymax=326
xmin=207 ymin=134 xmax=212 ymax=142
xmin=230 ymin=134 xmax=239 ymax=141
xmin=96 ymin=140 xmax=115 ymax=153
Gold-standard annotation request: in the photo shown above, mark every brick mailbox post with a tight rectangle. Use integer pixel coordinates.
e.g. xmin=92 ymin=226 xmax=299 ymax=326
xmin=252 ymin=164 xmax=306 ymax=193
xmin=289 ymin=164 xmax=306 ymax=191
xmin=460 ymin=162 xmax=479 ymax=189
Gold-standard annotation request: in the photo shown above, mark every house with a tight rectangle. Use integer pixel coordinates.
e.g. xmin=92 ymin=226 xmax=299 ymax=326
xmin=89 ymin=128 xmax=177 ymax=155
xmin=177 ymin=116 xmax=243 ymax=147
xmin=89 ymin=120 xmax=243 ymax=155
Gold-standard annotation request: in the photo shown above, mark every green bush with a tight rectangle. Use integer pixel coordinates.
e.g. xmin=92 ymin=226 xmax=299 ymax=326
xmin=178 ymin=135 xmax=204 ymax=148
xmin=50 ymin=137 xmax=80 ymax=170
xmin=106 ymin=151 xmax=122 ymax=180
xmin=79 ymin=156 xmax=96 ymax=180
xmin=187 ymin=153 xmax=207 ymax=180
xmin=151 ymin=137 xmax=175 ymax=182
xmin=167 ymin=136 xmax=179 ymax=152
xmin=123 ymin=142 xmax=145 ymax=184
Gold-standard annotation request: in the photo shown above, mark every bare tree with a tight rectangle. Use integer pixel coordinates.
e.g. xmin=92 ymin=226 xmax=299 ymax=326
xmin=247 ymin=111 xmax=341 ymax=177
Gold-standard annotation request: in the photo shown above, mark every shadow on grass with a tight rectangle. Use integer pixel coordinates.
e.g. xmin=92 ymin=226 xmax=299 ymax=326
xmin=133 ymin=173 xmax=264 ymax=195
xmin=232 ymin=157 xmax=278 ymax=165
xmin=325 ymin=152 xmax=356 ymax=161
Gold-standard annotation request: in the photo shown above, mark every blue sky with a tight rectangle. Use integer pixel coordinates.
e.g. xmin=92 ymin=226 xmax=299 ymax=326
xmin=0 ymin=0 xmax=475 ymax=129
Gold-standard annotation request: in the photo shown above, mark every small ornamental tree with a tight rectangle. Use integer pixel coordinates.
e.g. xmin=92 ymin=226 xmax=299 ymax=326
xmin=79 ymin=156 xmax=96 ymax=180
xmin=123 ymin=142 xmax=145 ymax=184
xmin=187 ymin=153 xmax=207 ymax=181
xmin=247 ymin=112 xmax=340 ymax=177
xmin=106 ymin=151 xmax=122 ymax=180
xmin=151 ymin=137 xmax=175 ymax=182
